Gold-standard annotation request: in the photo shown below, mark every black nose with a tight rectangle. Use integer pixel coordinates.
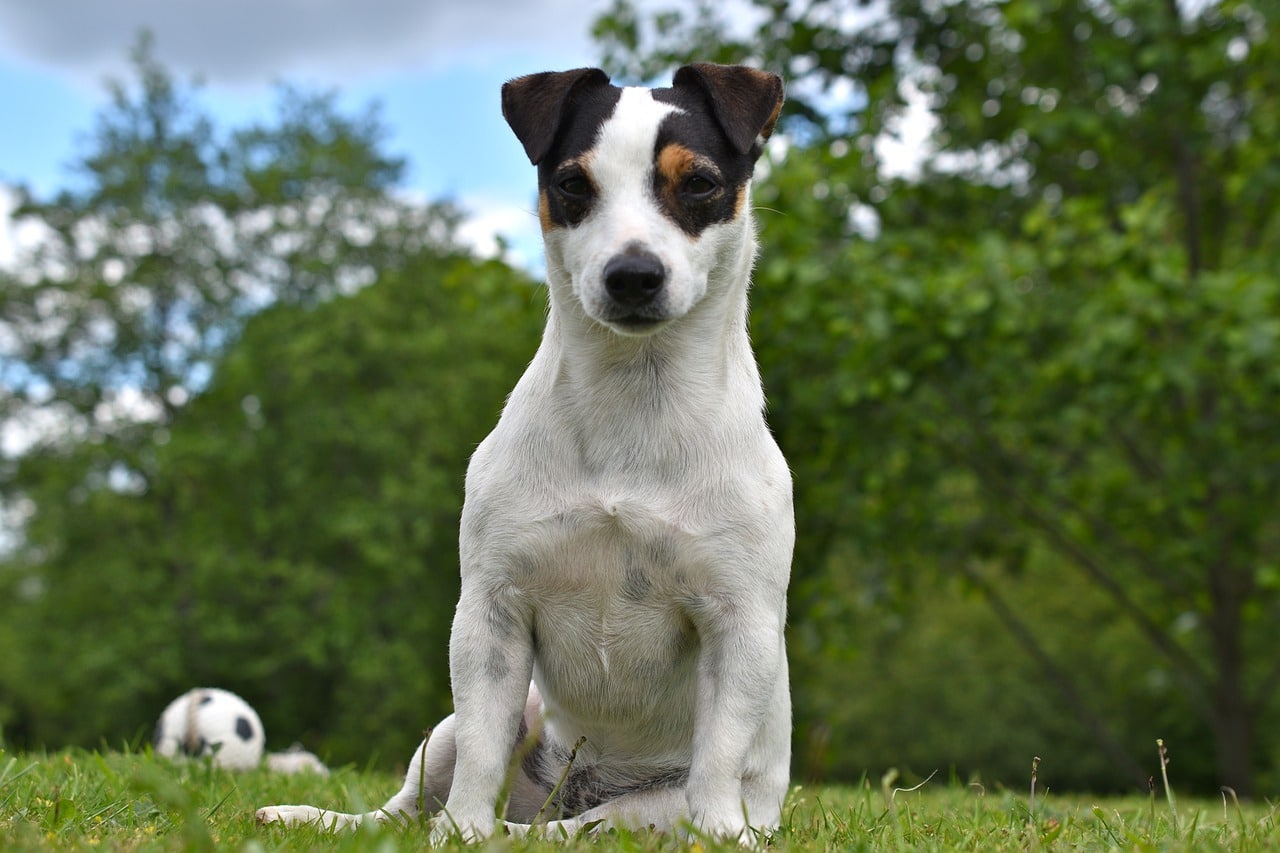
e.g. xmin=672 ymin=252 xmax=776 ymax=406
xmin=603 ymin=251 xmax=666 ymax=307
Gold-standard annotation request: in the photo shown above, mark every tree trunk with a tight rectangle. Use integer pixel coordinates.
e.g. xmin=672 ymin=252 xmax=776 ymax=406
xmin=1210 ymin=682 xmax=1255 ymax=799
xmin=1207 ymin=554 xmax=1256 ymax=797
xmin=1207 ymin=612 xmax=1256 ymax=796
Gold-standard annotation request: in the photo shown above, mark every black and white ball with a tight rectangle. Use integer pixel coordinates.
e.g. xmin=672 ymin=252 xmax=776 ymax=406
xmin=154 ymin=688 xmax=266 ymax=770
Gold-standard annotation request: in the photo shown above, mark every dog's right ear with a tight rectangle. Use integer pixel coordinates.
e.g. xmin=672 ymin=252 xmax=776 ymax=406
xmin=502 ymin=68 xmax=612 ymax=165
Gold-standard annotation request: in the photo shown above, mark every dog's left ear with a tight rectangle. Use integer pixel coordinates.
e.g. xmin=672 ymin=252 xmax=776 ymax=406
xmin=673 ymin=64 xmax=784 ymax=156
xmin=503 ymin=68 xmax=612 ymax=165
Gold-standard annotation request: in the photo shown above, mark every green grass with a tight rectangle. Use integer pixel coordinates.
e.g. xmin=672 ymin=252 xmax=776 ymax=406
xmin=1 ymin=746 xmax=1277 ymax=850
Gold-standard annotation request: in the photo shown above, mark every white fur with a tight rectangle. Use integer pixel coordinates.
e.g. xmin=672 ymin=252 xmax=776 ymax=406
xmin=258 ymin=83 xmax=792 ymax=844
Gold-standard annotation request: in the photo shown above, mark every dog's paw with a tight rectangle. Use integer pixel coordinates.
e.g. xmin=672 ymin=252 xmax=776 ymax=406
xmin=256 ymin=805 xmax=359 ymax=830
xmin=255 ymin=804 xmax=320 ymax=826
xmin=685 ymin=808 xmax=754 ymax=845
xmin=428 ymin=813 xmax=495 ymax=845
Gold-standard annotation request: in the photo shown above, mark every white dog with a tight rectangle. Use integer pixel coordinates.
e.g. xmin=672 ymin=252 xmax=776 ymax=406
xmin=258 ymin=63 xmax=793 ymax=843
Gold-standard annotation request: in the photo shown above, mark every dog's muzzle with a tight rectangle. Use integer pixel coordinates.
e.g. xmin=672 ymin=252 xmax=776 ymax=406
xmin=604 ymin=247 xmax=665 ymax=307
xmin=602 ymin=249 xmax=667 ymax=328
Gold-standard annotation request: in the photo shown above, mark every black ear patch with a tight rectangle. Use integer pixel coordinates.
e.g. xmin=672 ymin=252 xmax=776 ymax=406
xmin=502 ymin=68 xmax=613 ymax=165
xmin=671 ymin=64 xmax=784 ymax=156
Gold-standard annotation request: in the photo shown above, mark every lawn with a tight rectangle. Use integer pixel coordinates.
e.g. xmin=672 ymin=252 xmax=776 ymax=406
xmin=1 ymin=747 xmax=1277 ymax=850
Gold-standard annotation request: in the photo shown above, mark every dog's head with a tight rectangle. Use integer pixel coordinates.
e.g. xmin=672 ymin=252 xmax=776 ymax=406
xmin=503 ymin=64 xmax=783 ymax=337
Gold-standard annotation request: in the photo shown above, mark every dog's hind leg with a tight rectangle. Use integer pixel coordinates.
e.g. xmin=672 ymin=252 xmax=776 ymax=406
xmin=375 ymin=713 xmax=459 ymax=822
xmin=258 ymin=686 xmax=549 ymax=831
xmin=256 ymin=714 xmax=458 ymax=829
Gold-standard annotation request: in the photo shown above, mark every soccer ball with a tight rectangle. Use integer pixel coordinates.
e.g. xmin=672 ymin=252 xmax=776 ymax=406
xmin=154 ymin=688 xmax=266 ymax=770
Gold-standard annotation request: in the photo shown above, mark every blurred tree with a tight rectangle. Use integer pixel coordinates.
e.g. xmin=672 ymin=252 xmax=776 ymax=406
xmin=0 ymin=31 xmax=458 ymax=483
xmin=0 ymin=35 xmax=521 ymax=761
xmin=595 ymin=0 xmax=1280 ymax=794
xmin=0 ymin=247 xmax=541 ymax=763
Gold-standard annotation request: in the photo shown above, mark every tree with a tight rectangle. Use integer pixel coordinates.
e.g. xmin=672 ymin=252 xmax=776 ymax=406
xmin=0 ymin=36 xmax=495 ymax=759
xmin=0 ymin=246 xmax=542 ymax=763
xmin=594 ymin=0 xmax=1280 ymax=794
xmin=0 ymin=32 xmax=457 ymax=489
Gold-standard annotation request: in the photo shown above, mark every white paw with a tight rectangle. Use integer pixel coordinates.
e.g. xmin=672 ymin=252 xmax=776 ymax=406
xmin=688 ymin=809 xmax=751 ymax=844
xmin=428 ymin=813 xmax=494 ymax=845
xmin=255 ymin=805 xmax=358 ymax=830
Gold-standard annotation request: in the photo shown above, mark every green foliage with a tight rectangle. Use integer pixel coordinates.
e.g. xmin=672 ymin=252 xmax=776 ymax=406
xmin=761 ymin=179 xmax=1279 ymax=792
xmin=597 ymin=0 xmax=1280 ymax=794
xmin=0 ymin=250 xmax=541 ymax=764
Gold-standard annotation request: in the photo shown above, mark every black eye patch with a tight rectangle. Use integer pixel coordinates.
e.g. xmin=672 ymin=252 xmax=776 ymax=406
xmin=546 ymin=160 xmax=597 ymax=226
xmin=533 ymin=86 xmax=622 ymax=230
xmin=651 ymin=143 xmax=742 ymax=236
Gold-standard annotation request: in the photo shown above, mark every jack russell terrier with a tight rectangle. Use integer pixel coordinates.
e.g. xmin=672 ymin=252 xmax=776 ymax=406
xmin=258 ymin=62 xmax=792 ymax=843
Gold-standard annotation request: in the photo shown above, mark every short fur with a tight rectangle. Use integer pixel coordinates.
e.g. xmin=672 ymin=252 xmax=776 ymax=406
xmin=257 ymin=63 xmax=792 ymax=843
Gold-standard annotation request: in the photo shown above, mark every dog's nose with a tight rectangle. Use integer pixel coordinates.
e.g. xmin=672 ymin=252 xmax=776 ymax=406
xmin=603 ymin=251 xmax=666 ymax=307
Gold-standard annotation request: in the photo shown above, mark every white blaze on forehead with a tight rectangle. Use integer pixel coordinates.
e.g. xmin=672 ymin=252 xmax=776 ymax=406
xmin=591 ymin=87 xmax=680 ymax=197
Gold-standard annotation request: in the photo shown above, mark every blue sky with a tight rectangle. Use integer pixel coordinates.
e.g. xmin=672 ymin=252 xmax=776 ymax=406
xmin=0 ymin=0 xmax=638 ymax=269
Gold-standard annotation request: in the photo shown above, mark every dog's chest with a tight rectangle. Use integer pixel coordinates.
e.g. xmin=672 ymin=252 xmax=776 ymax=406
xmin=512 ymin=490 xmax=708 ymax=718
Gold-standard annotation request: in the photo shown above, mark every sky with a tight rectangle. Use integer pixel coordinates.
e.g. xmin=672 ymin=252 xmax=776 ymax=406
xmin=0 ymin=0 xmax=641 ymax=270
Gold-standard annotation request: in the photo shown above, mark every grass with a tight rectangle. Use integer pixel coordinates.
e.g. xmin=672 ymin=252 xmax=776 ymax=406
xmin=1 ymin=746 xmax=1278 ymax=850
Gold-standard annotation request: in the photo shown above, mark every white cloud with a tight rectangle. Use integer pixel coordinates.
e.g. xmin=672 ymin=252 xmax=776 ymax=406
xmin=456 ymin=195 xmax=543 ymax=270
xmin=0 ymin=0 xmax=618 ymax=85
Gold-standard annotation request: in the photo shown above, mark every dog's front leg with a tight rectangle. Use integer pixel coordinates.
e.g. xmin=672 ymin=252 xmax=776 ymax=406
xmin=687 ymin=594 xmax=787 ymax=840
xmin=434 ymin=578 xmax=533 ymax=843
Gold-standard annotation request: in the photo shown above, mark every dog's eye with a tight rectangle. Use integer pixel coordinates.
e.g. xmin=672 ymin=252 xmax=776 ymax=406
xmin=681 ymin=173 xmax=720 ymax=199
xmin=557 ymin=174 xmax=593 ymax=199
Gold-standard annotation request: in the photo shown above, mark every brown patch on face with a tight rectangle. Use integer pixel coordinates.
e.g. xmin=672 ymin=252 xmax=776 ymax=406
xmin=657 ymin=143 xmax=698 ymax=187
xmin=732 ymin=185 xmax=749 ymax=220
xmin=538 ymin=188 xmax=555 ymax=232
